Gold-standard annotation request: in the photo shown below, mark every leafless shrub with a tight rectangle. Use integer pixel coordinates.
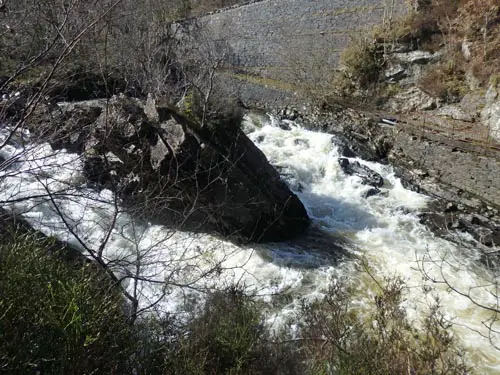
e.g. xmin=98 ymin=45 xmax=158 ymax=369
xmin=301 ymin=274 xmax=470 ymax=375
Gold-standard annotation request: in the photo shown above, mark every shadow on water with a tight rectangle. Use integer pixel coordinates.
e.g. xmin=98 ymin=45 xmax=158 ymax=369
xmin=300 ymin=191 xmax=380 ymax=231
xmin=253 ymin=191 xmax=381 ymax=270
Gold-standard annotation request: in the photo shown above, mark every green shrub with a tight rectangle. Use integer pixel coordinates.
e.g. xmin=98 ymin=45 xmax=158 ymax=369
xmin=169 ymin=287 xmax=269 ymax=375
xmin=337 ymin=37 xmax=383 ymax=93
xmin=0 ymin=231 xmax=134 ymax=374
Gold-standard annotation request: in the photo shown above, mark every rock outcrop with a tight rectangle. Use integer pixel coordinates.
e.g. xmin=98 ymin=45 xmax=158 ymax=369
xmin=294 ymin=96 xmax=500 ymax=253
xmin=388 ymin=125 xmax=500 ymax=253
xmin=481 ymin=82 xmax=500 ymax=143
xmin=387 ymin=87 xmax=438 ymax=112
xmin=390 ymin=123 xmax=500 ymax=209
xmin=31 ymin=97 xmax=310 ymax=243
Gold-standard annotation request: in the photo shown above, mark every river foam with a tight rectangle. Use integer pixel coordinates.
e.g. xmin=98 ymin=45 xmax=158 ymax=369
xmin=1 ymin=114 xmax=498 ymax=372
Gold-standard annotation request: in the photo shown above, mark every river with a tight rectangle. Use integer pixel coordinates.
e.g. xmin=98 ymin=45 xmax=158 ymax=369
xmin=0 ymin=113 xmax=498 ymax=373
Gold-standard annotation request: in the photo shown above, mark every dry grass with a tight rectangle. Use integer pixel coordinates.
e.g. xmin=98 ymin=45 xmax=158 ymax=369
xmin=419 ymin=53 xmax=468 ymax=102
xmin=411 ymin=0 xmax=499 ymax=91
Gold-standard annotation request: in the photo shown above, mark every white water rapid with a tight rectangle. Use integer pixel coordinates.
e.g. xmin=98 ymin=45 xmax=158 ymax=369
xmin=0 ymin=114 xmax=498 ymax=373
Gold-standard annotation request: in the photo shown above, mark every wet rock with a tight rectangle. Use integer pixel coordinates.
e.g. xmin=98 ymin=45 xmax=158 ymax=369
xmin=338 ymin=158 xmax=384 ymax=188
xmin=38 ymin=97 xmax=310 ymax=243
xmin=326 ymin=119 xmax=395 ymax=162
xmin=278 ymin=121 xmax=291 ymax=131
xmin=390 ymin=159 xmax=500 ymax=247
xmin=255 ymin=135 xmax=265 ymax=143
xmin=415 ymin=194 xmax=500 ymax=250
xmin=331 ymin=137 xmax=357 ymax=158
xmin=363 ymin=187 xmax=381 ymax=198
xmin=294 ymin=138 xmax=309 ymax=147
xmin=279 ymin=107 xmax=301 ymax=121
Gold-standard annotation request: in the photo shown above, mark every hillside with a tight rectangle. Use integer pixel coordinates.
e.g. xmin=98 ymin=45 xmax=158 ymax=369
xmin=336 ymin=0 xmax=500 ymax=146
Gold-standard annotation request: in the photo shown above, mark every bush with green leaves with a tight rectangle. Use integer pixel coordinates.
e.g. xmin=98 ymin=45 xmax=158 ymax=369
xmin=0 ymin=230 xmax=134 ymax=374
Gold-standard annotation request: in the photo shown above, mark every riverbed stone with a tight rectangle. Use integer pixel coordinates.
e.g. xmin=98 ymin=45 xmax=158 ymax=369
xmin=338 ymin=158 xmax=384 ymax=188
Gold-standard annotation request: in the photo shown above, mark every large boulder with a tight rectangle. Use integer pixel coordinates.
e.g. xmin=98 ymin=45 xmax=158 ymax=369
xmin=37 ymin=97 xmax=310 ymax=242
xmin=386 ymin=87 xmax=438 ymax=112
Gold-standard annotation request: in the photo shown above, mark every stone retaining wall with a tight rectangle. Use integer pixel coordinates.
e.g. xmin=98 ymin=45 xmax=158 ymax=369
xmin=179 ymin=0 xmax=407 ymax=82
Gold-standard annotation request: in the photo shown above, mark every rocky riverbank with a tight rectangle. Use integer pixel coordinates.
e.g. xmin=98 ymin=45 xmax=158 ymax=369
xmin=253 ymin=26 xmax=500 ymax=260
xmin=273 ymin=102 xmax=500 ymax=264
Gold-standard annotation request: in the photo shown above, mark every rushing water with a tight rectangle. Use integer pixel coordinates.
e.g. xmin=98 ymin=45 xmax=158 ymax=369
xmin=0 ymin=114 xmax=499 ymax=372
